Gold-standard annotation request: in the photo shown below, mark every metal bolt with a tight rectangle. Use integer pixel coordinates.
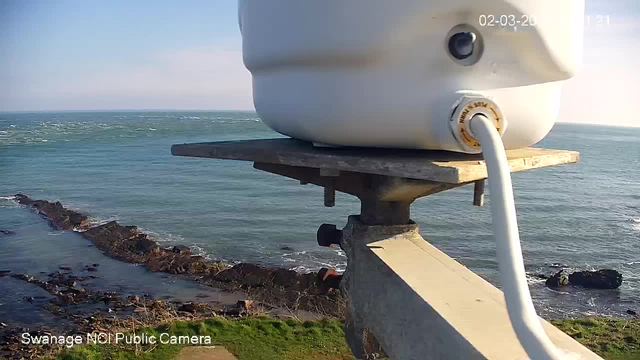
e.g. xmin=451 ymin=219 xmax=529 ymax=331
xmin=324 ymin=184 xmax=336 ymax=207
xmin=473 ymin=180 xmax=485 ymax=207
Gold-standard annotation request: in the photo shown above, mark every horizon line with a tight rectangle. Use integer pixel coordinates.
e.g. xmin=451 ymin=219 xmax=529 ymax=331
xmin=0 ymin=109 xmax=637 ymax=129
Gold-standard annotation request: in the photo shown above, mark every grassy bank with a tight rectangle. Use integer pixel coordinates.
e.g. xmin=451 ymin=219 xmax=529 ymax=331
xmin=54 ymin=317 xmax=639 ymax=360
xmin=551 ymin=318 xmax=640 ymax=360
xmin=56 ymin=317 xmax=351 ymax=360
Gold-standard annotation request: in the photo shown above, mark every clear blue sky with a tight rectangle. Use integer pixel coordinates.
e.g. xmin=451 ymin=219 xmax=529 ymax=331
xmin=1 ymin=0 xmax=638 ymax=126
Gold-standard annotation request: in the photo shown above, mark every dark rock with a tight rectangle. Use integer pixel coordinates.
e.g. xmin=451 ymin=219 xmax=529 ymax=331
xmin=546 ymin=270 xmax=570 ymax=287
xmin=0 ymin=270 xmax=11 ymax=277
xmin=133 ymin=238 xmax=157 ymax=254
xmin=177 ymin=303 xmax=201 ymax=313
xmin=59 ymin=266 xmax=72 ymax=271
xmin=92 ymin=263 xmax=99 ymax=267
xmin=214 ymin=263 xmax=271 ymax=287
xmin=23 ymin=296 xmax=35 ymax=303
xmin=272 ymin=268 xmax=300 ymax=288
xmin=236 ymin=299 xmax=254 ymax=311
xmin=280 ymin=246 xmax=295 ymax=251
xmin=14 ymin=194 xmax=89 ymax=230
xmin=172 ymin=245 xmax=192 ymax=255
xmin=568 ymin=269 xmax=623 ymax=289
xmin=86 ymin=266 xmax=98 ymax=272
xmin=0 ymin=229 xmax=16 ymax=235
xmin=61 ymin=294 xmax=75 ymax=305
xmin=627 ymin=309 xmax=637 ymax=316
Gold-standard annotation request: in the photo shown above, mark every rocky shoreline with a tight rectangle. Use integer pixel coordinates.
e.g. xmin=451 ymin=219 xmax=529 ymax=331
xmin=1 ymin=194 xmax=635 ymax=359
xmin=0 ymin=194 xmax=345 ymax=359
xmin=12 ymin=194 xmax=345 ymax=316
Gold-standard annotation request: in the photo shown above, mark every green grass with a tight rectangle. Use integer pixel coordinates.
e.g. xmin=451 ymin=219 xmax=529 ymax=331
xmin=56 ymin=317 xmax=352 ymax=360
xmin=551 ymin=318 xmax=640 ymax=360
xmin=54 ymin=316 xmax=640 ymax=360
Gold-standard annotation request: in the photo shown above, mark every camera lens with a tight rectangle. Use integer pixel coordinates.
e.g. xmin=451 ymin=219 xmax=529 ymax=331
xmin=448 ymin=32 xmax=477 ymax=60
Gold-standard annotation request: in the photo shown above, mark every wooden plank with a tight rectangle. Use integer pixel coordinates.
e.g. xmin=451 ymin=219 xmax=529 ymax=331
xmin=171 ymin=138 xmax=579 ymax=184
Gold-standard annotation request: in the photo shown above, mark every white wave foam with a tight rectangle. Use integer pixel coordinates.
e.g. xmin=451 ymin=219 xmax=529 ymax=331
xmin=525 ymin=274 xmax=546 ymax=285
xmin=190 ymin=244 xmax=214 ymax=260
xmin=0 ymin=196 xmax=19 ymax=208
xmin=87 ymin=215 xmax=120 ymax=227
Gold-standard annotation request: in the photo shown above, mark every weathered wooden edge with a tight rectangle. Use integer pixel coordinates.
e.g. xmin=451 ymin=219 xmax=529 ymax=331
xmin=455 ymin=150 xmax=580 ymax=183
xmin=171 ymin=142 xmax=580 ymax=184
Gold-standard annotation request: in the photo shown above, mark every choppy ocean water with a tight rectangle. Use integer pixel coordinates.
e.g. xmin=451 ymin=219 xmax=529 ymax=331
xmin=1 ymin=111 xmax=639 ymax=319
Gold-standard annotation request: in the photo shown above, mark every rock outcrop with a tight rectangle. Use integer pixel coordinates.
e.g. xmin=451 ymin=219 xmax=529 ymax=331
xmin=568 ymin=269 xmax=623 ymax=289
xmin=14 ymin=194 xmax=345 ymax=317
xmin=15 ymin=194 xmax=89 ymax=230
xmin=545 ymin=269 xmax=623 ymax=289
xmin=545 ymin=270 xmax=570 ymax=287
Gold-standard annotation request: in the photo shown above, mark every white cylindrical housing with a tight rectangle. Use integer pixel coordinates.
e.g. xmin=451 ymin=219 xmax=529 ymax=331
xmin=239 ymin=0 xmax=584 ymax=153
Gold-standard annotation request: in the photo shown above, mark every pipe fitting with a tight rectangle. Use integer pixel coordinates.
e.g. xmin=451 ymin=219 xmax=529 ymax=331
xmin=450 ymin=95 xmax=507 ymax=153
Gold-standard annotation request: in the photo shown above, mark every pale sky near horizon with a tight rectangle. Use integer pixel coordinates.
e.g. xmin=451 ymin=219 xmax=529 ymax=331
xmin=1 ymin=0 xmax=639 ymax=127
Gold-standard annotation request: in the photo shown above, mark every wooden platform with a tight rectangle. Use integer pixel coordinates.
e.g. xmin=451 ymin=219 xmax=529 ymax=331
xmin=171 ymin=138 xmax=579 ymax=184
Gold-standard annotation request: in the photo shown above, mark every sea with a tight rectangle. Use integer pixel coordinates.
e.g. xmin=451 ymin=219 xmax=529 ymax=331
xmin=0 ymin=111 xmax=639 ymax=325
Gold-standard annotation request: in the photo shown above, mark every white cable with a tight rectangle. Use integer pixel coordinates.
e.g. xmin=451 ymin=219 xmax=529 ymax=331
xmin=470 ymin=115 xmax=563 ymax=360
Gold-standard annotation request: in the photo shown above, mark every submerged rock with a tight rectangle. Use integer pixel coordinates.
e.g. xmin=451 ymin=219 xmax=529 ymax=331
xmin=14 ymin=194 xmax=89 ymax=230
xmin=568 ymin=269 xmax=623 ymax=289
xmin=545 ymin=270 xmax=570 ymax=287
xmin=0 ymin=229 xmax=16 ymax=236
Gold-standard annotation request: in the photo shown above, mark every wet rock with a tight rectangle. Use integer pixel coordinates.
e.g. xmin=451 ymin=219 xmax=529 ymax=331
xmin=86 ymin=266 xmax=98 ymax=272
xmin=172 ymin=245 xmax=192 ymax=255
xmin=23 ymin=296 xmax=35 ymax=303
xmin=0 ymin=270 xmax=10 ymax=277
xmin=628 ymin=309 xmax=637 ymax=316
xmin=59 ymin=265 xmax=72 ymax=271
xmin=177 ymin=302 xmax=202 ymax=313
xmin=92 ymin=263 xmax=99 ymax=267
xmin=59 ymin=294 xmax=75 ymax=305
xmin=546 ymin=270 xmax=570 ymax=287
xmin=11 ymin=273 xmax=35 ymax=282
xmin=280 ymin=246 xmax=295 ymax=251
xmin=214 ymin=263 xmax=270 ymax=286
xmin=0 ymin=229 xmax=15 ymax=235
xmin=568 ymin=269 xmax=623 ymax=289
xmin=14 ymin=195 xmax=347 ymax=318
xmin=272 ymin=268 xmax=300 ymax=288
xmin=14 ymin=194 xmax=89 ymax=230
